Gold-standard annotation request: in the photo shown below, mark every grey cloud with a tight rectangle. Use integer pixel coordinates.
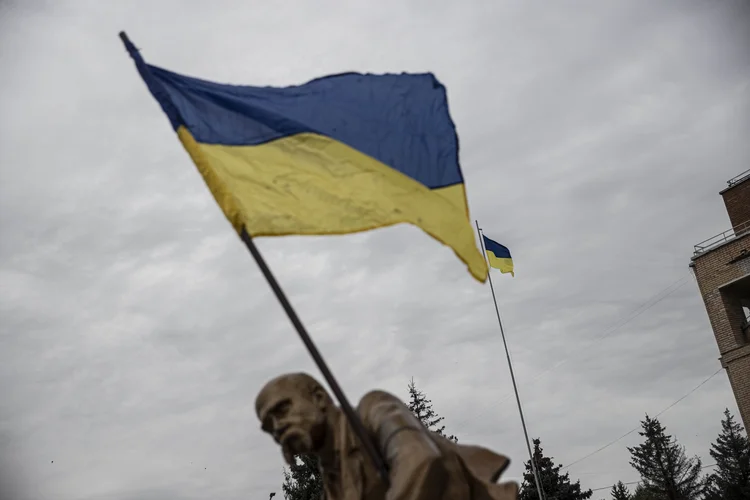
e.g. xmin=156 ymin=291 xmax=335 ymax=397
xmin=1 ymin=0 xmax=749 ymax=499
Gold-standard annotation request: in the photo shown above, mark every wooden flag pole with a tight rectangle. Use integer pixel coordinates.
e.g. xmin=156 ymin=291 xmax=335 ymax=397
xmin=239 ymin=229 xmax=390 ymax=485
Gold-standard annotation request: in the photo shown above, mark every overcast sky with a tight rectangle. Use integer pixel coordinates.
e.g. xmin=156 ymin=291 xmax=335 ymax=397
xmin=1 ymin=1 xmax=749 ymax=499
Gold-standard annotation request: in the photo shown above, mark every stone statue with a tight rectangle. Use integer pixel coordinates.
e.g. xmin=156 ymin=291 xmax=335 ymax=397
xmin=255 ymin=372 xmax=519 ymax=500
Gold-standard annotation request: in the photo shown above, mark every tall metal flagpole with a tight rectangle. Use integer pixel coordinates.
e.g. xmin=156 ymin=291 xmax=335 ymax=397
xmin=475 ymin=221 xmax=545 ymax=500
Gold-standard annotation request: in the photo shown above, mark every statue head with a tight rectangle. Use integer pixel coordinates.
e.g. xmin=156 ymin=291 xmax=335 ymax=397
xmin=255 ymin=372 xmax=336 ymax=465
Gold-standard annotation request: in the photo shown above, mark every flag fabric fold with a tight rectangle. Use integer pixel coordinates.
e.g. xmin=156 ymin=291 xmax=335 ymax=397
xmin=482 ymin=235 xmax=514 ymax=277
xmin=121 ymin=35 xmax=488 ymax=282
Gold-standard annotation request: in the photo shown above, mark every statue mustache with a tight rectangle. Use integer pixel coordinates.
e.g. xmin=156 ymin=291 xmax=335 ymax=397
xmin=273 ymin=416 xmax=310 ymax=441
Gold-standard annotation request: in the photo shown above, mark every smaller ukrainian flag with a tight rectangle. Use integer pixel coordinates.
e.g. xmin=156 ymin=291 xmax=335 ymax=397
xmin=482 ymin=235 xmax=514 ymax=277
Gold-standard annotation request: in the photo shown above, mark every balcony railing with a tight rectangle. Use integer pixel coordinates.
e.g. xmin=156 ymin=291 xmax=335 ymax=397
xmin=727 ymin=169 xmax=750 ymax=188
xmin=694 ymin=219 xmax=750 ymax=256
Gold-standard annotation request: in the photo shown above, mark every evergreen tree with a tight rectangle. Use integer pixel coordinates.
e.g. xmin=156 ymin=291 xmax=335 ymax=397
xmin=519 ymin=438 xmax=593 ymax=500
xmin=704 ymin=408 xmax=750 ymax=500
xmin=281 ymin=454 xmax=323 ymax=500
xmin=627 ymin=415 xmax=704 ymax=500
xmin=407 ymin=378 xmax=458 ymax=442
xmin=631 ymin=484 xmax=663 ymax=500
xmin=611 ymin=481 xmax=632 ymax=500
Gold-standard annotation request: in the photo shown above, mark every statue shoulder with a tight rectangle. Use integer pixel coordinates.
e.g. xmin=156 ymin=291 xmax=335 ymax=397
xmin=356 ymin=390 xmax=416 ymax=431
xmin=357 ymin=389 xmax=406 ymax=417
xmin=358 ymin=389 xmax=402 ymax=409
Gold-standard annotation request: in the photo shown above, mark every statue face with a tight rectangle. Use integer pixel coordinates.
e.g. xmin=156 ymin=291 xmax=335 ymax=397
xmin=255 ymin=375 xmax=330 ymax=465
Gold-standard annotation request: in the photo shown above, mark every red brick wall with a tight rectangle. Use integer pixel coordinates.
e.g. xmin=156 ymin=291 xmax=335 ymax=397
xmin=726 ymin=355 xmax=750 ymax=430
xmin=692 ymin=234 xmax=750 ymax=430
xmin=693 ymin=237 xmax=750 ymax=352
xmin=721 ymin=177 xmax=750 ymax=230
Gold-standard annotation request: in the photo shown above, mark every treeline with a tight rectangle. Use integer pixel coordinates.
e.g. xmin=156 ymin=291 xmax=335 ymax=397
xmin=520 ymin=409 xmax=750 ymax=500
xmin=603 ymin=409 xmax=750 ymax=500
xmin=279 ymin=384 xmax=750 ymax=500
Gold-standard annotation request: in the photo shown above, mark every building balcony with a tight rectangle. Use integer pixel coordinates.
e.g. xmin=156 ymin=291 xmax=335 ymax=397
xmin=693 ymin=219 xmax=750 ymax=257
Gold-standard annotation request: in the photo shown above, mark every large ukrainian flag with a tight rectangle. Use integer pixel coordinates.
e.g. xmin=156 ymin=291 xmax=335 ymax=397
xmin=121 ymin=34 xmax=487 ymax=282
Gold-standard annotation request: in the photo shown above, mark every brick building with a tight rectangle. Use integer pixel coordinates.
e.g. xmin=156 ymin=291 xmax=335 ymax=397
xmin=691 ymin=169 xmax=750 ymax=430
